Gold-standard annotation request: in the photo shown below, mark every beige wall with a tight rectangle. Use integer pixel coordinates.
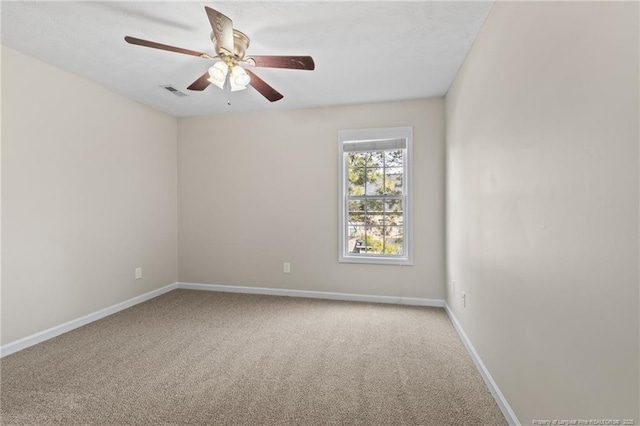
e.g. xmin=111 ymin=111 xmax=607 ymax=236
xmin=446 ymin=2 xmax=639 ymax=423
xmin=1 ymin=46 xmax=178 ymax=344
xmin=178 ymin=98 xmax=445 ymax=299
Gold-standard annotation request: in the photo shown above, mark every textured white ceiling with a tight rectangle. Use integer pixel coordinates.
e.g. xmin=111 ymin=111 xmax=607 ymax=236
xmin=1 ymin=1 xmax=493 ymax=117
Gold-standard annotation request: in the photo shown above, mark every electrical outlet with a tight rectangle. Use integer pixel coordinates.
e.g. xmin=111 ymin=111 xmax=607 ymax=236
xmin=135 ymin=267 xmax=142 ymax=280
xmin=283 ymin=262 xmax=291 ymax=274
xmin=462 ymin=292 xmax=466 ymax=308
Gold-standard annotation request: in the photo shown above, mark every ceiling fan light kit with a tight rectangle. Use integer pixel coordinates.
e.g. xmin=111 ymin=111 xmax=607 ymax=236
xmin=207 ymin=62 xmax=228 ymax=89
xmin=207 ymin=61 xmax=251 ymax=92
xmin=124 ymin=6 xmax=315 ymax=104
xmin=230 ymin=66 xmax=250 ymax=89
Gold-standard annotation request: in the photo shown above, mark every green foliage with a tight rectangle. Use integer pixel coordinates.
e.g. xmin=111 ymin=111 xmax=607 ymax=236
xmin=365 ymin=235 xmax=401 ymax=255
xmin=348 ymin=150 xmax=403 ymax=196
xmin=346 ymin=149 xmax=405 ymax=256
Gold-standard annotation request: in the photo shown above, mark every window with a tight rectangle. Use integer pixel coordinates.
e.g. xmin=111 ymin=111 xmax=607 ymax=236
xmin=338 ymin=127 xmax=413 ymax=265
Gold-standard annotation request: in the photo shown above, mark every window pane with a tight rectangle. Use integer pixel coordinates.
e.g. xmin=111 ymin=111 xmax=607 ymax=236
xmin=365 ymin=199 xmax=383 ymax=213
xmin=365 ymin=168 xmax=384 ymax=195
xmin=347 ymin=223 xmax=363 ymax=244
xmin=385 ymin=226 xmax=404 ymax=255
xmin=364 ymin=225 xmax=384 ymax=254
xmin=348 ymin=225 xmax=404 ymax=256
xmin=349 ymin=200 xmax=365 ymax=212
xmin=362 ymin=199 xmax=381 ymax=226
xmin=369 ymin=151 xmax=385 ymax=167
xmin=348 ymin=213 xmax=365 ymax=226
xmin=385 ymin=200 xmax=404 ymax=226
xmin=348 ymin=167 xmax=365 ymax=195
xmin=348 ymin=226 xmax=367 ymax=253
xmin=348 ymin=200 xmax=365 ymax=225
xmin=385 ymin=150 xmax=403 ymax=167
xmin=384 ymin=241 xmax=404 ymax=255
xmin=348 ymin=152 xmax=367 ymax=168
xmin=348 ymin=152 xmax=385 ymax=167
xmin=384 ymin=167 xmax=403 ymax=195
xmin=386 ymin=225 xmax=404 ymax=239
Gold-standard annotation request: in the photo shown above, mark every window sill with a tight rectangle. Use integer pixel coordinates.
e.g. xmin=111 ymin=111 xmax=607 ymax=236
xmin=339 ymin=255 xmax=413 ymax=266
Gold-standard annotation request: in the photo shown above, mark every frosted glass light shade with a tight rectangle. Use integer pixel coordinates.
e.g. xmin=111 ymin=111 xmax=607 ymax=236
xmin=229 ymin=66 xmax=250 ymax=91
xmin=207 ymin=62 xmax=229 ymax=89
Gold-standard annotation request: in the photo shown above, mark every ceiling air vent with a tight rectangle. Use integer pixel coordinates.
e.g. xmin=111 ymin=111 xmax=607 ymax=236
xmin=160 ymin=85 xmax=187 ymax=97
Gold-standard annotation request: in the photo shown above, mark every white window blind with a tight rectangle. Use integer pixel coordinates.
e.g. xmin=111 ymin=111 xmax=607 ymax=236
xmin=342 ymin=138 xmax=407 ymax=152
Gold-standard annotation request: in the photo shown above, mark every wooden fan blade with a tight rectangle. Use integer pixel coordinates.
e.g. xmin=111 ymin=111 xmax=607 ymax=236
xmin=205 ymin=6 xmax=234 ymax=54
xmin=187 ymin=72 xmax=211 ymax=91
xmin=124 ymin=36 xmax=207 ymax=58
xmin=247 ymin=56 xmax=315 ymax=70
xmin=245 ymin=69 xmax=283 ymax=102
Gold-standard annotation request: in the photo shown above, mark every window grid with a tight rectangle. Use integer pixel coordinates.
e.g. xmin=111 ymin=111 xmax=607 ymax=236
xmin=346 ymin=149 xmax=405 ymax=257
xmin=338 ymin=126 xmax=412 ymax=265
xmin=347 ymin=150 xmax=404 ymax=256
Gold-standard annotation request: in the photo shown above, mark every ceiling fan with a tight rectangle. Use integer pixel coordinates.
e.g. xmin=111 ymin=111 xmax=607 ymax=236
xmin=124 ymin=6 xmax=315 ymax=103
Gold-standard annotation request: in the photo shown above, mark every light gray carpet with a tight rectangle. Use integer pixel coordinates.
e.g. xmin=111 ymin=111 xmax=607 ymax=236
xmin=1 ymin=290 xmax=506 ymax=425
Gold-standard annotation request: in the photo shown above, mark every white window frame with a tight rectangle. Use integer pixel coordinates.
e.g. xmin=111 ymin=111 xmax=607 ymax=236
xmin=338 ymin=126 xmax=413 ymax=265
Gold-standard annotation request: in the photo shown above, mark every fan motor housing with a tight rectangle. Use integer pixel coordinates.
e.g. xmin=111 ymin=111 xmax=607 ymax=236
xmin=211 ymin=29 xmax=250 ymax=59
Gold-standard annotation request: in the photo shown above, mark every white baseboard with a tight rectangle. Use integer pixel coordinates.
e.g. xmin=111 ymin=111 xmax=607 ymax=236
xmin=1 ymin=280 xmax=442 ymax=357
xmin=444 ymin=303 xmax=520 ymax=426
xmin=178 ymin=282 xmax=444 ymax=307
xmin=0 ymin=282 xmax=179 ymax=358
xmin=1 ymin=282 xmax=516 ymax=424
